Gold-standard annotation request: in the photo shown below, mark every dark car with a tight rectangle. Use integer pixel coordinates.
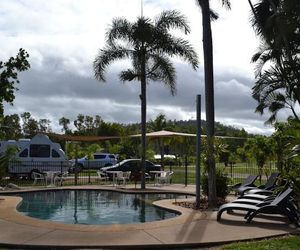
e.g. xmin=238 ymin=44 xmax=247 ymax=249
xmin=101 ymin=159 xmax=161 ymax=179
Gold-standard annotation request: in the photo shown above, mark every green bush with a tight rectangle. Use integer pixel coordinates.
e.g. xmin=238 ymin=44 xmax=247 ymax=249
xmin=201 ymin=168 xmax=230 ymax=199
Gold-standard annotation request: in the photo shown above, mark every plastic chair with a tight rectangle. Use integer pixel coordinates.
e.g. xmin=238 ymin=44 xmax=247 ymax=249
xmin=54 ymin=172 xmax=69 ymax=186
xmin=96 ymin=170 xmax=109 ymax=183
xmin=32 ymin=172 xmax=45 ymax=185
xmin=157 ymin=171 xmax=174 ymax=185
xmin=116 ymin=171 xmax=131 ymax=185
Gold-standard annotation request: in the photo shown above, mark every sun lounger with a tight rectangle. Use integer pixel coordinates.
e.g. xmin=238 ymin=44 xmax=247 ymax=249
xmin=231 ymin=175 xmax=258 ymax=195
xmin=239 ymin=172 xmax=280 ymax=196
xmin=217 ymin=188 xmax=299 ymax=226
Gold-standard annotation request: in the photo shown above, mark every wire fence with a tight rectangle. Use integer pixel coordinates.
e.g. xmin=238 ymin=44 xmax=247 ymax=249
xmin=0 ymin=160 xmax=278 ymax=187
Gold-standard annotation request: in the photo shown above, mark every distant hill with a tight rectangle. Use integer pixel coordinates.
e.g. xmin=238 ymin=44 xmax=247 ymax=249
xmin=169 ymin=119 xmax=251 ymax=138
xmin=124 ymin=119 xmax=252 ymax=139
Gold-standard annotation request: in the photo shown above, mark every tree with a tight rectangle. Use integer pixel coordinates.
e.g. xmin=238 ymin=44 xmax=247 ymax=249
xmin=93 ymin=10 xmax=198 ymax=189
xmin=249 ymin=0 xmax=300 ymax=122
xmin=21 ymin=112 xmax=38 ymax=138
xmin=149 ymin=113 xmax=168 ymax=168
xmin=0 ymin=48 xmax=30 ymax=118
xmin=73 ymin=114 xmax=103 ymax=135
xmin=38 ymin=119 xmax=52 ymax=133
xmin=271 ymin=119 xmax=300 ymax=172
xmin=59 ymin=117 xmax=71 ymax=134
xmin=0 ymin=114 xmax=22 ymax=140
xmin=244 ymin=136 xmax=274 ymax=182
xmin=196 ymin=0 xmax=231 ymax=207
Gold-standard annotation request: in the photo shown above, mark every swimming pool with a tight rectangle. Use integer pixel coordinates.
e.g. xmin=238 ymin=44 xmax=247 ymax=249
xmin=15 ymin=190 xmax=190 ymax=225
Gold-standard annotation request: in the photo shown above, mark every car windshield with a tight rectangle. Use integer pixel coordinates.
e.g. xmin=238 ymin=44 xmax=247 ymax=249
xmin=118 ymin=159 xmax=136 ymax=165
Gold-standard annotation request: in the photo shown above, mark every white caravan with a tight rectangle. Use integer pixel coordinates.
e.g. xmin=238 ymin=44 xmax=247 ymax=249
xmin=0 ymin=134 xmax=70 ymax=178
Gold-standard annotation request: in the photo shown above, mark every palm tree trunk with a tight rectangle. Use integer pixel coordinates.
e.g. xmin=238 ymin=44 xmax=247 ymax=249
xmin=140 ymin=49 xmax=147 ymax=190
xmin=201 ymin=0 xmax=217 ymax=207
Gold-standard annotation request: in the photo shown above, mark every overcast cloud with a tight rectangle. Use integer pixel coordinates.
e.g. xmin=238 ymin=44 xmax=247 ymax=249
xmin=1 ymin=0 xmax=286 ymax=135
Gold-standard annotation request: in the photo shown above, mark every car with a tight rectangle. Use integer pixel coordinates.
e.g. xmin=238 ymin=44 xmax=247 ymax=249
xmin=101 ymin=159 xmax=161 ymax=179
xmin=70 ymin=153 xmax=118 ymax=172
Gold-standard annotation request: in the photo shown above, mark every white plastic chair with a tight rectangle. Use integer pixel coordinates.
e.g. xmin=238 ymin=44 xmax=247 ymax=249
xmin=54 ymin=172 xmax=69 ymax=186
xmin=116 ymin=171 xmax=131 ymax=185
xmin=157 ymin=171 xmax=174 ymax=185
xmin=32 ymin=172 xmax=45 ymax=185
xmin=96 ymin=170 xmax=109 ymax=183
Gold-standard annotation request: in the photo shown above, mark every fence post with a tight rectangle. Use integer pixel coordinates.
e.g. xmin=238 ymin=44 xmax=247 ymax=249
xmin=75 ymin=144 xmax=78 ymax=186
xmin=195 ymin=94 xmax=201 ymax=209
xmin=185 ymin=154 xmax=188 ymax=187
xmin=60 ymin=161 xmax=63 ymax=186
xmin=88 ymin=161 xmax=91 ymax=184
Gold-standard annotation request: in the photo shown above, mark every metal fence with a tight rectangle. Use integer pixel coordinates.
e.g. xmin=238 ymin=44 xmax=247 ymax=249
xmin=0 ymin=160 xmax=278 ymax=187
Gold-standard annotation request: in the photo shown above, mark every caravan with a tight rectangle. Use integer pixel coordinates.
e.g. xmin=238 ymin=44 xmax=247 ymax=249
xmin=0 ymin=134 xmax=70 ymax=178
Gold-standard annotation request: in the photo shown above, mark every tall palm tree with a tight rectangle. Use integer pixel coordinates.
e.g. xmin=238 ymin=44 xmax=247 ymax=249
xmin=196 ymin=0 xmax=231 ymax=207
xmin=93 ymin=10 xmax=198 ymax=189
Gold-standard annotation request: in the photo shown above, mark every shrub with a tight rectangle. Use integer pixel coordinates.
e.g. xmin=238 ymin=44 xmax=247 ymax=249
xmin=201 ymin=168 xmax=230 ymax=199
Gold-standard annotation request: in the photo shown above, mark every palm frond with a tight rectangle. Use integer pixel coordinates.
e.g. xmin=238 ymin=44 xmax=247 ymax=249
xmin=152 ymin=34 xmax=198 ymax=69
xmin=155 ymin=10 xmax=190 ymax=34
xmin=250 ymin=0 xmax=275 ymax=39
xmin=106 ymin=18 xmax=133 ymax=46
xmin=93 ymin=45 xmax=131 ymax=82
xmin=119 ymin=69 xmax=139 ymax=82
xmin=147 ymin=55 xmax=176 ymax=95
xmin=220 ymin=0 xmax=231 ymax=10
xmin=209 ymin=9 xmax=219 ymax=21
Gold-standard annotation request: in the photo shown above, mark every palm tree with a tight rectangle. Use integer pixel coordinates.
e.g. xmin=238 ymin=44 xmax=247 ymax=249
xmin=196 ymin=0 xmax=231 ymax=207
xmin=93 ymin=10 xmax=198 ymax=189
xmin=248 ymin=0 xmax=300 ymax=122
xmin=252 ymin=61 xmax=300 ymax=123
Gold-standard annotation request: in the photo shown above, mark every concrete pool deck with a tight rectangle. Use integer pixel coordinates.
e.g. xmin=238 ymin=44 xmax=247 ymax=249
xmin=0 ymin=184 xmax=299 ymax=249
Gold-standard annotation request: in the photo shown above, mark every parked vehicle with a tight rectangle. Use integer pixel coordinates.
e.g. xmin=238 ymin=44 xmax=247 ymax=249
xmin=101 ymin=159 xmax=161 ymax=179
xmin=70 ymin=153 xmax=118 ymax=171
xmin=0 ymin=134 xmax=70 ymax=179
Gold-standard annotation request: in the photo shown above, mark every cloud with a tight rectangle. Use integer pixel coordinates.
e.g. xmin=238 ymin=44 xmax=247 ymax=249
xmin=1 ymin=0 xmax=282 ymax=135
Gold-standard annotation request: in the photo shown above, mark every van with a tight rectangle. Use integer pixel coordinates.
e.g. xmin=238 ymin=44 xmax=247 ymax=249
xmin=0 ymin=134 xmax=70 ymax=178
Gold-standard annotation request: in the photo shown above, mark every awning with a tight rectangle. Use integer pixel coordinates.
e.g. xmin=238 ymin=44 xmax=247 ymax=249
xmin=45 ymin=130 xmax=246 ymax=142
xmin=45 ymin=133 xmax=120 ymax=142
xmin=129 ymin=130 xmax=196 ymax=138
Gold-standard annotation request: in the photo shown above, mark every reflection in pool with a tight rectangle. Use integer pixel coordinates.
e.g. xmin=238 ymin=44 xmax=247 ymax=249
xmin=15 ymin=190 xmax=190 ymax=225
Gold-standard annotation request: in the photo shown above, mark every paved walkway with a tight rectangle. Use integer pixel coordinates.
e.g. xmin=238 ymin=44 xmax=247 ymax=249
xmin=0 ymin=184 xmax=299 ymax=249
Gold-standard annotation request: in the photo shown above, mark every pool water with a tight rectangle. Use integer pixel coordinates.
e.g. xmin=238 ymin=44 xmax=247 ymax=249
xmin=15 ymin=190 xmax=190 ymax=225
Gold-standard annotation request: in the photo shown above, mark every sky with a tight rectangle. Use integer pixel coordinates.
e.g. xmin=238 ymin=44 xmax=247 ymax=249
xmin=0 ymin=0 xmax=282 ymax=135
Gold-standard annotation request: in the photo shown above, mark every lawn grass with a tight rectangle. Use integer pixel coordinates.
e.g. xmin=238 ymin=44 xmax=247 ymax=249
xmin=222 ymin=235 xmax=300 ymax=250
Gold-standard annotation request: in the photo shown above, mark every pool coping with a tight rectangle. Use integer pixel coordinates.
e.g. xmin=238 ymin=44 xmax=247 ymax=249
xmin=0 ymin=185 xmax=299 ymax=249
xmin=0 ymin=187 xmax=201 ymax=232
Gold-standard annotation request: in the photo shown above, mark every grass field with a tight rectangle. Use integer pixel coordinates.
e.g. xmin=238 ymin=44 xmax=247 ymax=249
xmin=222 ymin=235 xmax=300 ymax=250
